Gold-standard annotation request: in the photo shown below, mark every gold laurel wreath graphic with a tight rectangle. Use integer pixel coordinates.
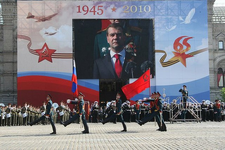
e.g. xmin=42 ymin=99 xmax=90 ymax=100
xmin=155 ymin=48 xmax=208 ymax=67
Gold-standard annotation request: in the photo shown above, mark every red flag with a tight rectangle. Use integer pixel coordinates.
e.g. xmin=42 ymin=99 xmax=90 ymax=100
xmin=122 ymin=69 xmax=150 ymax=99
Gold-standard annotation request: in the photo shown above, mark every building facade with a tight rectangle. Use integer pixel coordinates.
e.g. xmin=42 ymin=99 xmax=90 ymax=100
xmin=0 ymin=0 xmax=223 ymax=104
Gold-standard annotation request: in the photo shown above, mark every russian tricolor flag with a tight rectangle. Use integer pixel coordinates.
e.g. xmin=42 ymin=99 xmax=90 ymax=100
xmin=72 ymin=59 xmax=78 ymax=97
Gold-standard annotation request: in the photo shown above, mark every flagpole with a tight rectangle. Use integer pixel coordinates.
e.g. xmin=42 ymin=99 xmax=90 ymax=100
xmin=149 ymin=68 xmax=151 ymax=97
xmin=72 ymin=59 xmax=75 ymax=100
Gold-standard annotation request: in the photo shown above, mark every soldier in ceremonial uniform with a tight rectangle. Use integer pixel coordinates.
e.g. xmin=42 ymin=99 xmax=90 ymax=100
xmin=122 ymin=100 xmax=131 ymax=122
xmin=21 ymin=103 xmax=28 ymax=125
xmin=0 ymin=105 xmax=2 ymax=126
xmin=11 ymin=104 xmax=17 ymax=126
xmin=5 ymin=104 xmax=12 ymax=126
xmin=61 ymin=92 xmax=89 ymax=134
xmin=214 ymin=99 xmax=222 ymax=122
xmin=102 ymin=92 xmax=127 ymax=132
xmin=179 ymin=85 xmax=188 ymax=109
xmin=208 ymin=102 xmax=214 ymax=121
xmin=134 ymin=100 xmax=141 ymax=121
xmin=137 ymin=92 xmax=167 ymax=132
xmin=201 ymin=100 xmax=207 ymax=121
xmin=40 ymin=102 xmax=46 ymax=125
xmin=90 ymin=101 xmax=99 ymax=123
xmin=28 ymin=94 xmax=56 ymax=134
xmin=57 ymin=101 xmax=65 ymax=123
xmin=221 ymin=102 xmax=225 ymax=121
xmin=162 ymin=102 xmax=170 ymax=121
xmin=103 ymin=101 xmax=116 ymax=123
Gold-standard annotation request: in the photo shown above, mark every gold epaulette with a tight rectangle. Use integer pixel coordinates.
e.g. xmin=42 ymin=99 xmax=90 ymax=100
xmin=130 ymin=26 xmax=142 ymax=33
xmin=97 ymin=28 xmax=107 ymax=34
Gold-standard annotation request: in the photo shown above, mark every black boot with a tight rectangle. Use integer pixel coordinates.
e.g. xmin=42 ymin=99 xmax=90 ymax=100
xmin=82 ymin=130 xmax=89 ymax=134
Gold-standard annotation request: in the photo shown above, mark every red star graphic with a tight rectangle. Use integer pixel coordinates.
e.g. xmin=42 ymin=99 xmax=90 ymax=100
xmin=35 ymin=43 xmax=56 ymax=63
xmin=169 ymin=52 xmax=193 ymax=67
xmin=111 ymin=7 xmax=116 ymax=12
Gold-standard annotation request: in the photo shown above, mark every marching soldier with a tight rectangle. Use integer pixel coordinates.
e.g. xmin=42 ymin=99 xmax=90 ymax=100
xmin=61 ymin=92 xmax=89 ymax=134
xmin=103 ymin=101 xmax=116 ymax=123
xmin=137 ymin=92 xmax=167 ymax=132
xmin=28 ymin=94 xmax=56 ymax=134
xmin=102 ymin=92 xmax=127 ymax=132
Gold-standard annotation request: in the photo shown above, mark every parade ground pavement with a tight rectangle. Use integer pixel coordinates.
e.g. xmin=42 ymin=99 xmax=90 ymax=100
xmin=1 ymin=121 xmax=225 ymax=150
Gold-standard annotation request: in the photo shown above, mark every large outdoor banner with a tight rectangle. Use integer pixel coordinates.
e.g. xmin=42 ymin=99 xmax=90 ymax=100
xmin=17 ymin=0 xmax=209 ymax=106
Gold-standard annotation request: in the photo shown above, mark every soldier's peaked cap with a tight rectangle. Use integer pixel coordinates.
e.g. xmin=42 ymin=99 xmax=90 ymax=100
xmin=78 ymin=92 xmax=85 ymax=97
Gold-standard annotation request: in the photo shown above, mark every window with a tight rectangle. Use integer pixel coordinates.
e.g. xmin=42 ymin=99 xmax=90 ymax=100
xmin=0 ymin=3 xmax=3 ymax=24
xmin=219 ymin=40 xmax=224 ymax=50
xmin=217 ymin=68 xmax=224 ymax=87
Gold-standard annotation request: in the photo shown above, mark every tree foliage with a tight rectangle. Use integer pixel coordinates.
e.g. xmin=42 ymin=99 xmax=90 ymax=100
xmin=220 ymin=87 xmax=225 ymax=102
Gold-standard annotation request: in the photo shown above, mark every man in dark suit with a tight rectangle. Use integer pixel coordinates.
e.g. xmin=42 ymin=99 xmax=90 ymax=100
xmin=28 ymin=94 xmax=56 ymax=134
xmin=93 ymin=23 xmax=139 ymax=79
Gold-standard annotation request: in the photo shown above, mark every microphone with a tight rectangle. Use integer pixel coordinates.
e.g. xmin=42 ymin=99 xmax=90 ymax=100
xmin=125 ymin=61 xmax=137 ymax=78
xmin=141 ymin=60 xmax=153 ymax=73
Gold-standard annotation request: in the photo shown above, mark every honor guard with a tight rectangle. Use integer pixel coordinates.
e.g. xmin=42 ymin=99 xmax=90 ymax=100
xmin=102 ymin=92 xmax=127 ymax=132
xmin=28 ymin=94 xmax=56 ymax=134
xmin=61 ymin=92 xmax=89 ymax=134
xmin=137 ymin=92 xmax=167 ymax=132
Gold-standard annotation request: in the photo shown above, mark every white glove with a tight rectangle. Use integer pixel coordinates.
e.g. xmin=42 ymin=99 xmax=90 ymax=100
xmin=67 ymin=99 xmax=71 ymax=104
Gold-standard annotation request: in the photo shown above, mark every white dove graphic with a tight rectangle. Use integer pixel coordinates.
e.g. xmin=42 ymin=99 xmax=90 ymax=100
xmin=179 ymin=8 xmax=195 ymax=24
xmin=166 ymin=25 xmax=177 ymax=31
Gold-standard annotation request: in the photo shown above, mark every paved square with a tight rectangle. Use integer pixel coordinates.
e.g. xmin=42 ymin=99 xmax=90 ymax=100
xmin=1 ymin=122 xmax=225 ymax=150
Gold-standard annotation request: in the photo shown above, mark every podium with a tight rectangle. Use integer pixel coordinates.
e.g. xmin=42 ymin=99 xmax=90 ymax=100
xmin=169 ymin=96 xmax=202 ymax=123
